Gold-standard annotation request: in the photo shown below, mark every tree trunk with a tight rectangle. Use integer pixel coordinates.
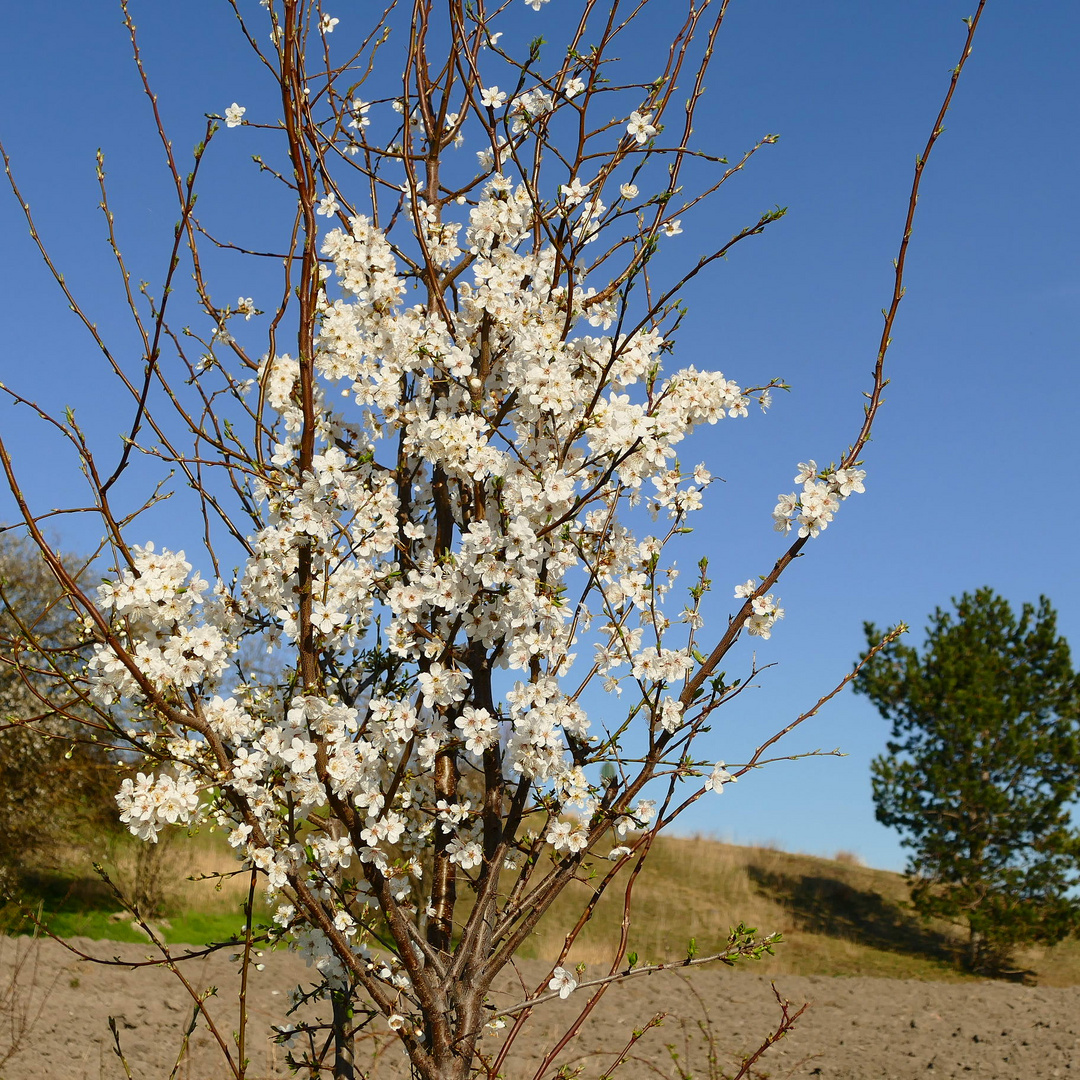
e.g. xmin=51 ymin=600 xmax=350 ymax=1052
xmin=331 ymin=989 xmax=356 ymax=1080
xmin=966 ymin=925 xmax=984 ymax=972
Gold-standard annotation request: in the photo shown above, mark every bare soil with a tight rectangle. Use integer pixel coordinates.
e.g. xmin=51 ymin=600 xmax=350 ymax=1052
xmin=3 ymin=936 xmax=1079 ymax=1080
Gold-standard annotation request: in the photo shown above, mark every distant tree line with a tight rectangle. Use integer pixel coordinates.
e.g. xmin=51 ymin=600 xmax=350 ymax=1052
xmin=0 ymin=537 xmax=120 ymax=896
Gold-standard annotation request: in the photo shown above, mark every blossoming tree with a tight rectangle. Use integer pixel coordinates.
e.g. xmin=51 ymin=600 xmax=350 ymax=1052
xmin=0 ymin=0 xmax=986 ymax=1077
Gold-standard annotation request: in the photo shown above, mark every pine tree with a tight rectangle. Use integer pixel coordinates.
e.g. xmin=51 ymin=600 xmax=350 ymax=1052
xmin=857 ymin=588 xmax=1080 ymax=973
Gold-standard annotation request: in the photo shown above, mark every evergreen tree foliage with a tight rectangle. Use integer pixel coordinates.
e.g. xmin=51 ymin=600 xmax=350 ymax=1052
xmin=857 ymin=588 xmax=1080 ymax=973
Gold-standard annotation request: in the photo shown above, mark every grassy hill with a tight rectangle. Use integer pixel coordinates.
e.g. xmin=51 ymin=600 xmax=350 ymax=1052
xmin=515 ymin=835 xmax=1080 ymax=987
xmin=8 ymin=832 xmax=1080 ymax=986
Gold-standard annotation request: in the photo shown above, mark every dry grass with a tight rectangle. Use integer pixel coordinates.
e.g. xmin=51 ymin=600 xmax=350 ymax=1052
xmin=832 ymin=849 xmax=865 ymax=867
xmin=86 ymin=829 xmax=256 ymax=919
xmin=514 ymin=834 xmax=1080 ymax=986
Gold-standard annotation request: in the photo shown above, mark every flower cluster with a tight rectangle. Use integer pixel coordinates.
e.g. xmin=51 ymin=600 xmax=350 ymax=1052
xmin=734 ymin=580 xmax=785 ymax=640
xmin=773 ymin=461 xmax=867 ymax=539
xmin=116 ymin=772 xmax=200 ymax=842
xmin=89 ymin=544 xmax=236 ymax=701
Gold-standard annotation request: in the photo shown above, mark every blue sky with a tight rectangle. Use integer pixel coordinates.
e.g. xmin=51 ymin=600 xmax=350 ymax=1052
xmin=1 ymin=1 xmax=1077 ymax=872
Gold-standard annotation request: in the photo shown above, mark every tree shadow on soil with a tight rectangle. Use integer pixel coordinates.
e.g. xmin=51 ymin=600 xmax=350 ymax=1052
xmin=746 ymin=866 xmax=958 ymax=965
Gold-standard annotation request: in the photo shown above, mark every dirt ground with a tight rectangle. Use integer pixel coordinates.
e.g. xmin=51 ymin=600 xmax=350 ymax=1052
xmin=3 ymin=936 xmax=1079 ymax=1080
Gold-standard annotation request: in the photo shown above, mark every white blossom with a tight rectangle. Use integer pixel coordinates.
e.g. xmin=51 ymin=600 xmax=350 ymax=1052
xmin=560 ymin=176 xmax=590 ymax=206
xmin=704 ymin=761 xmax=737 ymax=792
xmin=626 ymin=111 xmax=657 ymax=143
xmin=116 ymin=772 xmax=200 ymax=842
xmin=548 ymin=967 xmax=578 ymax=998
xmin=447 ymin=836 xmax=483 ymax=870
